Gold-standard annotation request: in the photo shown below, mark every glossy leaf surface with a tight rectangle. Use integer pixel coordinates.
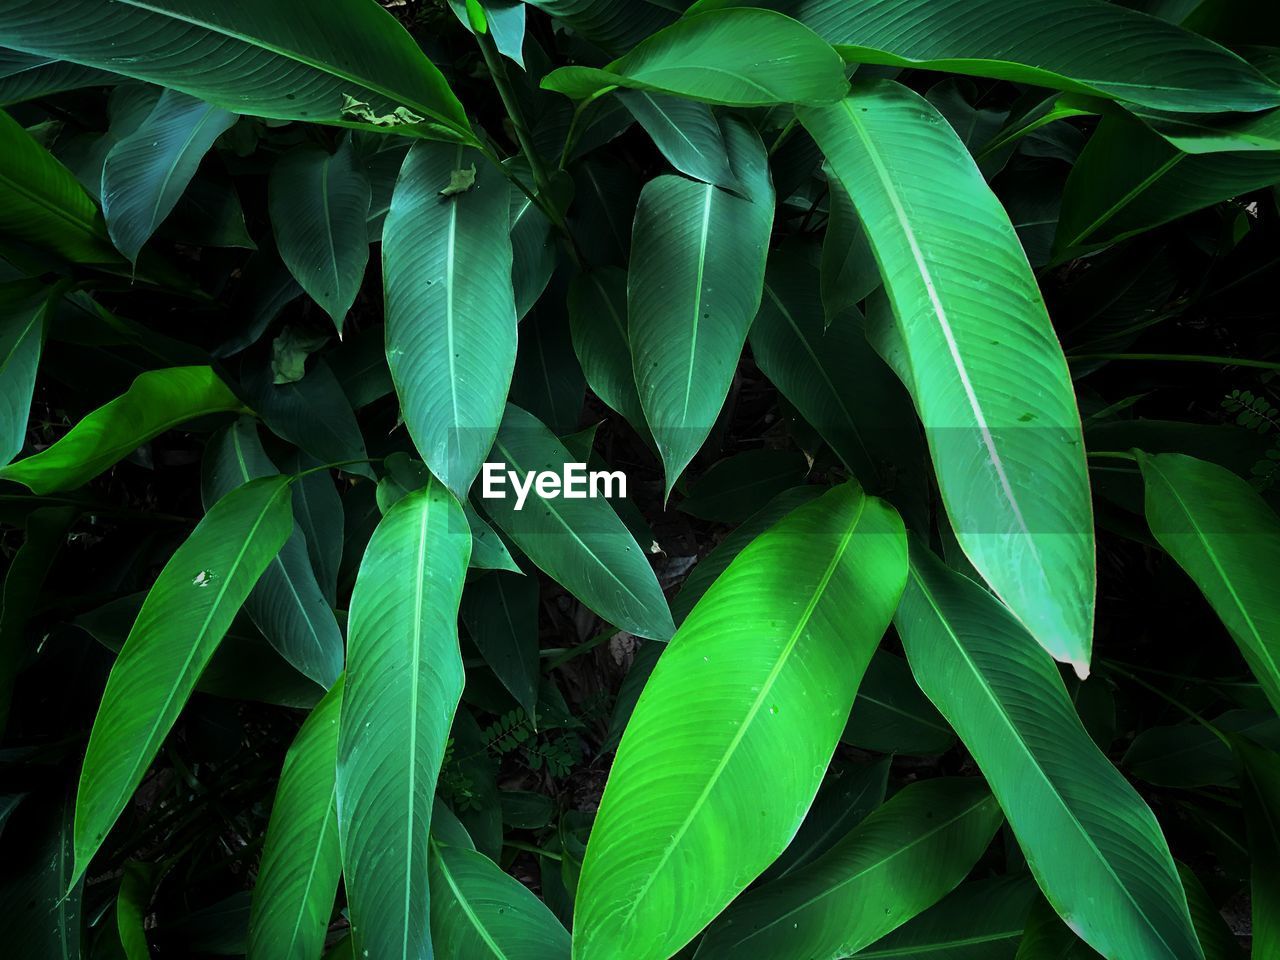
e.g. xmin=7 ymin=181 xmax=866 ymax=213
xmin=573 ymin=483 xmax=907 ymax=960
xmin=0 ymin=0 xmax=472 ymax=140
xmin=697 ymin=777 xmax=1002 ymax=960
xmin=337 ymin=480 xmax=470 ymax=960
xmin=384 ymin=141 xmax=516 ymax=501
xmin=248 ymin=676 xmax=344 ymax=960
xmin=897 ymin=543 xmax=1202 ymax=960
xmin=802 ymin=81 xmax=1095 ymax=673
xmin=0 ymin=366 xmax=244 ymax=495
xmin=269 ymin=139 xmax=372 ymax=332
xmin=629 ymin=116 xmax=773 ymax=495
xmin=74 ymin=476 xmax=293 ymax=881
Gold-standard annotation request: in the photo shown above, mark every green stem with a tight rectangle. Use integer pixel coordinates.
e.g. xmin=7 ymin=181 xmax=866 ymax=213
xmin=477 ymin=31 xmax=553 ymax=200
xmin=1068 ymin=352 xmax=1280 ymax=372
xmin=290 ymin=457 xmax=384 ymax=481
xmin=557 ymin=85 xmax=618 ymax=171
xmin=1086 ymin=450 xmax=1139 ymax=462
xmin=768 ymin=116 xmax=798 ymax=156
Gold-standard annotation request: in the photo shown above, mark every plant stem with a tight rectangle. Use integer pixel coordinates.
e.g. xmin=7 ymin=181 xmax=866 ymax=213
xmin=477 ymin=32 xmax=553 ymax=201
xmin=1087 ymin=450 xmax=1139 ymax=462
xmin=557 ymin=85 xmax=618 ymax=171
xmin=1068 ymin=352 xmax=1280 ymax=372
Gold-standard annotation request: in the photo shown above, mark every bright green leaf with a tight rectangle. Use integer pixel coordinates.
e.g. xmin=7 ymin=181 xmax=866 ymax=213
xmin=572 ymin=483 xmax=907 ymax=960
xmin=74 ymin=476 xmax=293 ymax=881
xmin=697 ymin=778 xmax=1003 ymax=960
xmin=0 ymin=366 xmax=244 ymax=495
xmin=248 ymin=675 xmax=344 ymax=960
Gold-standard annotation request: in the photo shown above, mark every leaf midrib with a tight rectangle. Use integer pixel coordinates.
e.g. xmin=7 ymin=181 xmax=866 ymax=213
xmin=105 ymin=0 xmax=467 ymax=133
xmin=82 ymin=479 xmax=288 ymax=867
xmin=1146 ymin=459 xmax=1277 ymax=685
xmin=906 ymin=565 xmax=1183 ymax=960
xmin=722 ymin=791 xmax=995 ymax=951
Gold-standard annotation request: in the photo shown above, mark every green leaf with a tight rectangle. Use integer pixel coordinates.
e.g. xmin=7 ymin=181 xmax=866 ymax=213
xmin=842 ymin=650 xmax=955 ymax=756
xmin=271 ymin=327 xmax=330 ymax=387
xmin=572 ymin=483 xmax=907 ymax=960
xmin=1015 ymin=897 xmax=1102 ymax=959
xmin=542 ymin=9 xmax=848 ymax=106
xmin=78 ymin=592 xmax=324 ymax=710
xmin=785 ymin=0 xmax=1280 ymax=113
xmin=429 ymin=838 xmax=572 ymax=959
xmin=450 ymin=0 xmax=527 ymax=66
xmin=1176 ymin=862 xmax=1241 ymax=960
xmin=670 ymin=484 xmax=822 ymax=623
xmin=677 ymin=449 xmax=809 ymax=523
xmin=0 ymin=108 xmax=117 ymax=264
xmin=853 ymin=874 xmax=1036 ymax=959
xmin=465 ymin=502 xmax=522 ymax=573
xmin=897 ymin=542 xmax=1203 ymax=960
xmin=248 ymin=675 xmax=344 ymax=960
xmin=460 ymin=571 xmax=540 ymax=718
xmin=617 ymin=91 xmax=738 ymax=188
xmin=269 ymin=138 xmax=372 ymax=333
xmin=749 ymin=249 xmax=927 ymax=518
xmin=0 ymin=280 xmax=54 ymax=466
xmin=759 ymin=756 xmax=889 ymax=883
xmin=201 ymin=419 xmax=344 ymax=689
xmin=696 ymin=778 xmax=1003 ymax=960
xmin=801 ymin=81 xmax=1095 ymax=673
xmin=523 ymin=0 xmax=675 ymax=56
xmin=0 ymin=0 xmax=473 ymax=142
xmin=245 ymin=357 xmax=373 ymax=481
xmin=630 ymin=116 xmax=773 ymax=496
xmin=0 ymin=49 xmax=117 ymax=106
xmin=101 ymin=88 xmax=237 ymax=262
xmin=384 ymin=141 xmax=516 ymax=501
xmin=1055 ymin=114 xmax=1280 ymax=251
xmin=0 ymin=365 xmax=244 ymax=495
xmin=284 ymin=449 xmax=345 ymax=605
xmin=509 ymin=296 xmax=586 ymax=436
xmin=337 ymin=480 xmax=470 ymax=960
xmin=116 ymin=861 xmax=157 ymax=960
xmin=0 ymin=782 xmax=82 ymax=960
xmin=568 ymin=268 xmax=651 ymax=444
xmin=819 ymin=175 xmax=879 ymax=326
xmin=507 ymin=162 xmax=556 ymax=322
xmin=1139 ymin=453 xmax=1280 ymax=717
xmin=1123 ymin=709 xmax=1280 ymax=788
xmin=74 ymin=476 xmax=294 ymax=881
xmin=481 ymin=403 xmax=674 ymax=641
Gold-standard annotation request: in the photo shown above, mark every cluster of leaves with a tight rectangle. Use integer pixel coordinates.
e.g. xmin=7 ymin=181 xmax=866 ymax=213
xmin=1 ymin=1 xmax=1280 ymax=959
